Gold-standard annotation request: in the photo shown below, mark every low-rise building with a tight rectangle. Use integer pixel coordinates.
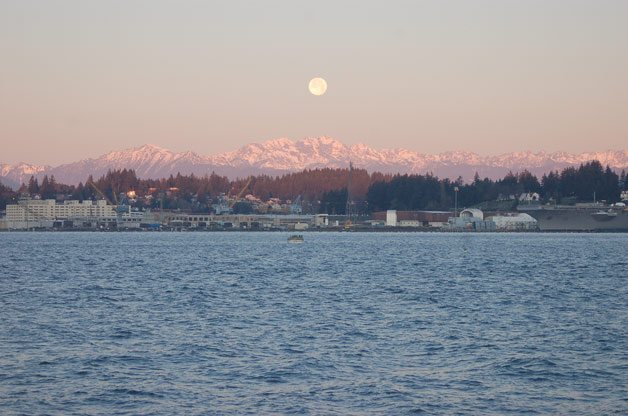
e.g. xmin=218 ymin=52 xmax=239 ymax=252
xmin=447 ymin=208 xmax=496 ymax=231
xmin=314 ymin=214 xmax=329 ymax=227
xmin=386 ymin=210 xmax=397 ymax=226
xmin=519 ymin=192 xmax=540 ymax=202
xmin=488 ymin=213 xmax=537 ymax=230
xmin=376 ymin=210 xmax=451 ymax=228
xmin=164 ymin=213 xmax=315 ymax=230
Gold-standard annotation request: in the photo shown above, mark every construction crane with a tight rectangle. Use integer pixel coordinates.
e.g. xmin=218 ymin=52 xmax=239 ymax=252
xmin=87 ymin=180 xmax=124 ymax=228
xmin=116 ymin=192 xmax=130 ymax=214
xmin=211 ymin=177 xmax=253 ymax=215
xmin=290 ymin=195 xmax=303 ymax=214
xmin=233 ymin=177 xmax=253 ymax=202
xmin=87 ymin=180 xmax=115 ymax=206
xmin=228 ymin=177 xmax=253 ymax=208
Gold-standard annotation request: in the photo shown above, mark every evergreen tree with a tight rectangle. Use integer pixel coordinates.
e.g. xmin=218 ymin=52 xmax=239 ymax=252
xmin=320 ymin=188 xmax=348 ymax=214
xmin=0 ymin=180 xmax=17 ymax=210
xmin=518 ymin=170 xmax=541 ymax=194
xmin=559 ymin=166 xmax=578 ymax=200
xmin=541 ymin=171 xmax=560 ymax=200
xmin=27 ymin=176 xmax=39 ymax=195
xmin=602 ymin=166 xmax=620 ymax=202
xmin=39 ymin=175 xmax=58 ymax=199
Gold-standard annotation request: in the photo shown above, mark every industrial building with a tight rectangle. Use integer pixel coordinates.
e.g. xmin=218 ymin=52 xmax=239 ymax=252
xmin=373 ymin=210 xmax=451 ymax=228
xmin=446 ymin=208 xmax=496 ymax=231
xmin=164 ymin=213 xmax=316 ymax=230
xmin=0 ymin=199 xmax=542 ymax=232
xmin=0 ymin=198 xmax=327 ymax=231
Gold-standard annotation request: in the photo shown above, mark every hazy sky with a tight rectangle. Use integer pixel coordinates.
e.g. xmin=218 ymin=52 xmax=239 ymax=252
xmin=1 ymin=0 xmax=627 ymax=165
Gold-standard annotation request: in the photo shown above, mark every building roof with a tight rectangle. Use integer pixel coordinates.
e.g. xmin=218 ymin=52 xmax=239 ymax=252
xmin=460 ymin=208 xmax=484 ymax=219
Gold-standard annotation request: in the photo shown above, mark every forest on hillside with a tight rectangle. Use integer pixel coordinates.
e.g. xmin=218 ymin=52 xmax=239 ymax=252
xmin=367 ymin=161 xmax=623 ymax=213
xmin=1 ymin=161 xmax=626 ymax=213
xmin=2 ymin=167 xmax=383 ymax=213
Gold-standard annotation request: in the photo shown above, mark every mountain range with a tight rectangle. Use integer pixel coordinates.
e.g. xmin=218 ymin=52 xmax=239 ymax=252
xmin=2 ymin=137 xmax=627 ymax=189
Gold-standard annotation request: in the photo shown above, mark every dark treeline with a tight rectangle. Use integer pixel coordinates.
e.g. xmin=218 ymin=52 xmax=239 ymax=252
xmin=1 ymin=160 xmax=625 ymax=212
xmin=5 ymin=168 xmax=388 ymax=212
xmin=367 ymin=161 xmax=624 ymax=212
xmin=0 ymin=181 xmax=16 ymax=211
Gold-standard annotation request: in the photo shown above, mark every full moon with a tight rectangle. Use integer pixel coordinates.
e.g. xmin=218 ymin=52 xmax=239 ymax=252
xmin=308 ymin=77 xmax=327 ymax=96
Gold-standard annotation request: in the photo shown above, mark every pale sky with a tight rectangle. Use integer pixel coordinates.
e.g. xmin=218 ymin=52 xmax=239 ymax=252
xmin=1 ymin=0 xmax=627 ymax=165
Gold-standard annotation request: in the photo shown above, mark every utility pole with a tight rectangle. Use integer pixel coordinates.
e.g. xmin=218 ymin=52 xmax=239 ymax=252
xmin=454 ymin=186 xmax=459 ymax=217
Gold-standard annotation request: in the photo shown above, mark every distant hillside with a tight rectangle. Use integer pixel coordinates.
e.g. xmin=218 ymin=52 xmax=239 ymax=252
xmin=2 ymin=137 xmax=626 ymax=188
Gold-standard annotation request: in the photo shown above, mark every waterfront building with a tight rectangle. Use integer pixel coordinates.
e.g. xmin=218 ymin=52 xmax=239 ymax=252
xmin=314 ymin=214 xmax=329 ymax=227
xmin=447 ymin=208 xmax=496 ymax=231
xmin=2 ymin=198 xmax=319 ymax=231
xmin=386 ymin=210 xmax=397 ymax=227
xmin=163 ymin=213 xmax=316 ymax=230
xmin=488 ymin=213 xmax=538 ymax=230
xmin=5 ymin=199 xmax=117 ymax=229
xmin=378 ymin=210 xmax=451 ymax=228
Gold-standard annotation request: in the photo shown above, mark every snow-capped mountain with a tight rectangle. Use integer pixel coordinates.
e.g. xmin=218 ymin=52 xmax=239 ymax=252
xmin=1 ymin=137 xmax=626 ymax=188
xmin=1 ymin=162 xmax=50 ymax=189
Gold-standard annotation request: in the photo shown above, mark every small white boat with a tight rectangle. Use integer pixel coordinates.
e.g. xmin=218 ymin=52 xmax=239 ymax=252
xmin=287 ymin=234 xmax=304 ymax=243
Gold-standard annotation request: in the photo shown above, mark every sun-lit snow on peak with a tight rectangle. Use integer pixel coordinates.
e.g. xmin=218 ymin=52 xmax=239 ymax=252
xmin=1 ymin=138 xmax=626 ymax=187
xmin=263 ymin=138 xmax=294 ymax=148
xmin=102 ymin=144 xmax=174 ymax=163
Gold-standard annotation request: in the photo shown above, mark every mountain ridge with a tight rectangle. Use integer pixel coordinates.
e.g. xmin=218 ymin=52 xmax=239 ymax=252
xmin=2 ymin=137 xmax=627 ymax=188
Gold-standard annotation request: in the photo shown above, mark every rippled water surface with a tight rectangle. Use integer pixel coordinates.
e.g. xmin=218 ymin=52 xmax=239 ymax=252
xmin=1 ymin=232 xmax=627 ymax=415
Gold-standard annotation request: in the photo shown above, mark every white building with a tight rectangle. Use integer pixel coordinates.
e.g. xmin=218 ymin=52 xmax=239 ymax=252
xmin=386 ymin=210 xmax=397 ymax=227
xmin=382 ymin=210 xmax=450 ymax=228
xmin=5 ymin=199 xmax=117 ymax=229
xmin=447 ymin=208 xmax=496 ymax=231
xmin=519 ymin=192 xmax=540 ymax=202
xmin=460 ymin=208 xmax=484 ymax=220
xmin=314 ymin=214 xmax=329 ymax=227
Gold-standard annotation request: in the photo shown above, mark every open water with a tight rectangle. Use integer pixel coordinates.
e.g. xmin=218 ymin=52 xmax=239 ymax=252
xmin=0 ymin=232 xmax=626 ymax=415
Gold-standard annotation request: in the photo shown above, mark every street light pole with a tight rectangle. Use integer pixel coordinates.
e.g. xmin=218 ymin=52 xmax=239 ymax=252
xmin=454 ymin=186 xmax=459 ymax=217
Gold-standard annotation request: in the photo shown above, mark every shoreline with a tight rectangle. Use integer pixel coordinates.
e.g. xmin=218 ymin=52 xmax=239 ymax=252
xmin=2 ymin=228 xmax=626 ymax=233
